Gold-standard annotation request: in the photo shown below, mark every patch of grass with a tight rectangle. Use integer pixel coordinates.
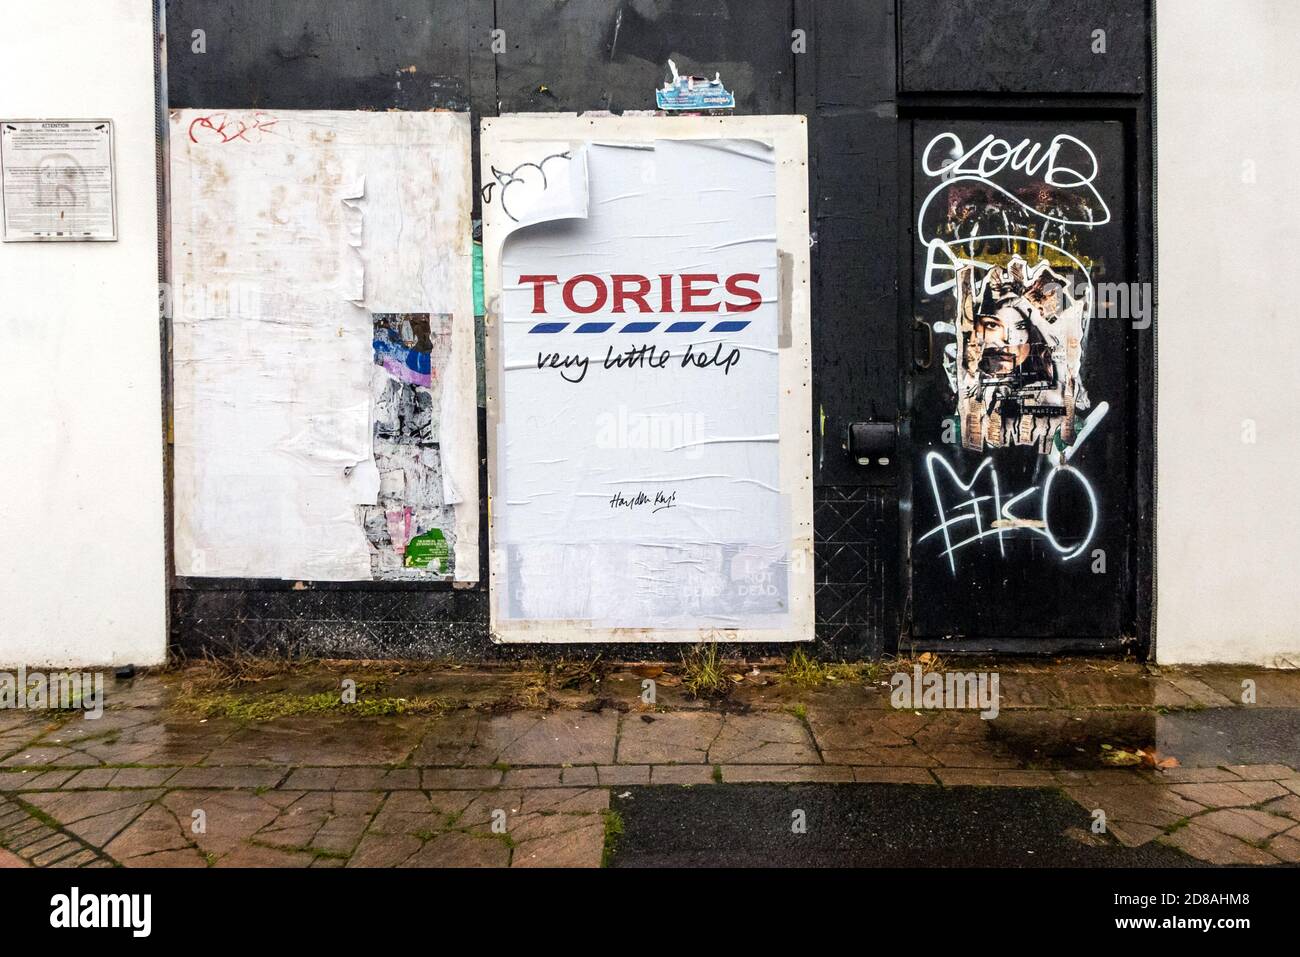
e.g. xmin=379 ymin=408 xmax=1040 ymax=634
xmin=888 ymin=650 xmax=949 ymax=676
xmin=171 ymin=648 xmax=319 ymax=690
xmin=507 ymin=656 xmax=608 ymax=710
xmin=177 ymin=687 xmax=451 ymax=722
xmin=507 ymin=670 xmax=551 ymax=709
xmin=781 ymin=648 xmax=884 ymax=688
xmin=712 ymin=764 xmax=723 ymax=784
xmin=601 ymin=809 xmax=625 ymax=867
xmin=546 ymin=655 xmax=605 ymax=691
xmin=680 ymin=643 xmax=733 ymax=699
xmin=787 ymin=703 xmax=808 ymax=720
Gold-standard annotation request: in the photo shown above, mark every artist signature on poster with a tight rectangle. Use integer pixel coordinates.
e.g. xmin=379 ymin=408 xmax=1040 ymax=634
xmin=609 ymin=489 xmax=678 ymax=513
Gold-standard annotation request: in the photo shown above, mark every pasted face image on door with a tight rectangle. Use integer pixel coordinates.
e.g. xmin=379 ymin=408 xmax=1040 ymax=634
xmin=908 ymin=119 xmax=1132 ymax=640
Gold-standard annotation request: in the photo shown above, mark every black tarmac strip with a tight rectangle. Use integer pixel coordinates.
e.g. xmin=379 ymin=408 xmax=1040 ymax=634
xmin=608 ymin=783 xmax=1207 ymax=868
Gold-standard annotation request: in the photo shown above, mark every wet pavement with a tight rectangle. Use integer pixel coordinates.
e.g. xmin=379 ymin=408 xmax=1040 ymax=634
xmin=607 ymin=783 xmax=1205 ymax=867
xmin=0 ymin=658 xmax=1296 ymax=867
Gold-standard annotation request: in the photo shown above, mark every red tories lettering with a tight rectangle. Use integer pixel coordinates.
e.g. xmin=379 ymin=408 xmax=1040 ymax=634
xmin=518 ymin=273 xmax=763 ymax=315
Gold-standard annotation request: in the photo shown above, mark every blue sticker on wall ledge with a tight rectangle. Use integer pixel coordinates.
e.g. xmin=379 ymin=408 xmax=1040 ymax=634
xmin=655 ymin=59 xmax=735 ymax=111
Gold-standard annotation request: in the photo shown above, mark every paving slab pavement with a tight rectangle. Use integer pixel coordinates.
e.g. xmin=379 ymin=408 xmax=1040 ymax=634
xmin=0 ymin=659 xmax=1295 ymax=867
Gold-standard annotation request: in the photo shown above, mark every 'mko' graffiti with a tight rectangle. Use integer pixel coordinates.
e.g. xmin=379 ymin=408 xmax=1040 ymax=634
xmin=920 ymin=404 xmax=1109 ymax=574
xmin=517 ymin=272 xmax=763 ymax=334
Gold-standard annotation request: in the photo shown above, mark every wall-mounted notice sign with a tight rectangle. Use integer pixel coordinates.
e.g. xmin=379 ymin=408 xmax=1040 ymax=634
xmin=481 ymin=115 xmax=813 ymax=644
xmin=1 ymin=119 xmax=117 ymax=241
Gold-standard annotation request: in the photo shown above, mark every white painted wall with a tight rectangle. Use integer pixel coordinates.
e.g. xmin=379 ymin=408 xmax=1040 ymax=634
xmin=0 ymin=0 xmax=166 ymax=666
xmin=1156 ymin=0 xmax=1300 ymax=667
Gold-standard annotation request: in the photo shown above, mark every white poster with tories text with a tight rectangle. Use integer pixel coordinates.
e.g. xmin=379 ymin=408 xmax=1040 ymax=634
xmin=482 ymin=115 xmax=812 ymax=643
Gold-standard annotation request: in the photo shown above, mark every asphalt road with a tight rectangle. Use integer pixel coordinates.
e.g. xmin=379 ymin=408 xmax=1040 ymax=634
xmin=608 ymin=783 xmax=1205 ymax=868
xmin=1153 ymin=709 xmax=1300 ymax=768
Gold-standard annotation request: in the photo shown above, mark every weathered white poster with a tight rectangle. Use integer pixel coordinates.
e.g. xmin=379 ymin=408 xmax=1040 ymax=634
xmin=170 ymin=110 xmax=478 ymax=581
xmin=1 ymin=120 xmax=116 ymax=241
xmin=482 ymin=115 xmax=812 ymax=642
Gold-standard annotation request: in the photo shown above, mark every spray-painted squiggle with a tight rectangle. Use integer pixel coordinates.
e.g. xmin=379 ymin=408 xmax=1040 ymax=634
xmin=480 ymin=151 xmax=572 ymax=222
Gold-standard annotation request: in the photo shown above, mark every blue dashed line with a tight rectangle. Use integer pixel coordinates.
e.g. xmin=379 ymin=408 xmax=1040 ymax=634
xmin=528 ymin=319 xmax=752 ymax=334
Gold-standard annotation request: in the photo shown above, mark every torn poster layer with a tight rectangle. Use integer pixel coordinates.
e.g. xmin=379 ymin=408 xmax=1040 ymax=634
xmin=481 ymin=115 xmax=813 ymax=642
xmin=170 ymin=110 xmax=478 ymax=581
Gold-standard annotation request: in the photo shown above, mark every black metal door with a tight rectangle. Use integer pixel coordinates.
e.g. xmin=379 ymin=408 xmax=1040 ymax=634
xmin=906 ymin=118 xmax=1132 ymax=642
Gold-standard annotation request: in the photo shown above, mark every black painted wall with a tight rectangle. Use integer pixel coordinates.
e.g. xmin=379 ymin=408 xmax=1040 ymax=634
xmin=164 ymin=0 xmax=1153 ymax=661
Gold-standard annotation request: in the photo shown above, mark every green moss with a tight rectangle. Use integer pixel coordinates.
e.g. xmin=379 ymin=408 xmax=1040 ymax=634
xmin=311 ymin=848 xmax=350 ymax=861
xmin=177 ymin=688 xmax=452 ymax=722
xmin=15 ymin=802 xmax=61 ymax=831
xmin=601 ymin=809 xmax=625 ymax=867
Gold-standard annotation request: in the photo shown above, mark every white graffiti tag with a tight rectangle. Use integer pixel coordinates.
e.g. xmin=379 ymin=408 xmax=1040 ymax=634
xmin=919 ymin=131 xmax=1109 ymax=302
xmin=920 ymin=403 xmax=1108 ymax=574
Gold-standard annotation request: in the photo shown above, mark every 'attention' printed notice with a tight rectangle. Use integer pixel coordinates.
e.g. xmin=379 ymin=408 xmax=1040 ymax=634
xmin=1 ymin=120 xmax=117 ymax=241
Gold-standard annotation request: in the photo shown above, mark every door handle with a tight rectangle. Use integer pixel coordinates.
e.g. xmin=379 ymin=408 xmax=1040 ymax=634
xmin=913 ymin=318 xmax=933 ymax=370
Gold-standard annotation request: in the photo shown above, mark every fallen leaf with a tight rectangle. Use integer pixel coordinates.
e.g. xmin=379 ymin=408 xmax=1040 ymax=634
xmin=1136 ymin=746 xmax=1181 ymax=770
xmin=1101 ymin=748 xmax=1144 ymax=767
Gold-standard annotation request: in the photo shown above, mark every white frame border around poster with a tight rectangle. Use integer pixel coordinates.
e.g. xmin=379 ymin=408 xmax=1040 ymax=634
xmin=482 ymin=114 xmax=813 ymax=644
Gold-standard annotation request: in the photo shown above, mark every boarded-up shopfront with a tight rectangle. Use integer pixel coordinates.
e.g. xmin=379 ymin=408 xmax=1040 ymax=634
xmin=164 ymin=0 xmax=1153 ymax=659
